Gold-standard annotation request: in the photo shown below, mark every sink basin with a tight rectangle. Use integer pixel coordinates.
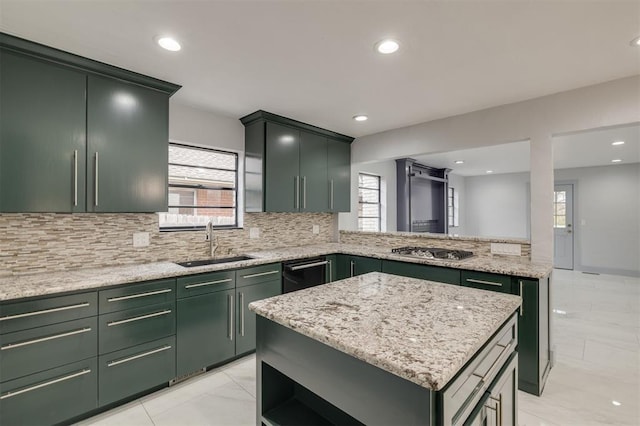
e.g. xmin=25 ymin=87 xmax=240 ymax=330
xmin=175 ymin=255 xmax=254 ymax=268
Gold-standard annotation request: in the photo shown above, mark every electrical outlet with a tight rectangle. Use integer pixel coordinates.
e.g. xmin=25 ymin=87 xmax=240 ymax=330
xmin=249 ymin=228 xmax=260 ymax=239
xmin=132 ymin=232 xmax=150 ymax=247
xmin=312 ymin=224 xmax=320 ymax=234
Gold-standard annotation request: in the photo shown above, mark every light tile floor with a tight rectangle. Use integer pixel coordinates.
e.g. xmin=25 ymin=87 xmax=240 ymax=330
xmin=78 ymin=269 xmax=639 ymax=426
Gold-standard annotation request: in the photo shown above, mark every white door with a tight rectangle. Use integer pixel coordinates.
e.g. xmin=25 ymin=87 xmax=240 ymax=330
xmin=553 ymin=184 xmax=574 ymax=269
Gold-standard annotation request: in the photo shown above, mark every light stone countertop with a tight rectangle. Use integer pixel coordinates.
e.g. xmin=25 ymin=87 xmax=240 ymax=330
xmin=0 ymin=243 xmax=551 ymax=302
xmin=249 ymin=271 xmax=522 ymax=391
xmin=340 ymin=230 xmax=531 ymax=244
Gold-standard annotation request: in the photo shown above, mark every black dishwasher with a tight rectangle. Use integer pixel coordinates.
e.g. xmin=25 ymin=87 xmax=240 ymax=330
xmin=282 ymin=256 xmax=328 ymax=293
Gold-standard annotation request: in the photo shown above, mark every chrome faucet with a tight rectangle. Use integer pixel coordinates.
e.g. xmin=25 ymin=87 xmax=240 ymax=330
xmin=206 ymin=221 xmax=219 ymax=258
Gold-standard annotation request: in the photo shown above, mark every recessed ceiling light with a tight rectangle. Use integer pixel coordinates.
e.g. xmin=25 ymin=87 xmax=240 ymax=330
xmin=157 ymin=36 xmax=181 ymax=52
xmin=612 ymin=400 xmax=622 ymax=406
xmin=612 ymin=141 xmax=625 ymax=146
xmin=353 ymin=115 xmax=368 ymax=122
xmin=375 ymin=39 xmax=400 ymax=54
xmin=611 ymin=159 xmax=622 ymax=163
xmin=630 ymin=36 xmax=640 ymax=47
xmin=486 ymin=170 xmax=494 ymax=174
xmin=454 ymin=160 xmax=465 ymax=164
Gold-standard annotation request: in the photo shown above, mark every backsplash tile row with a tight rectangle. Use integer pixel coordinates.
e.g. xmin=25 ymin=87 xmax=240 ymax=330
xmin=0 ymin=212 xmax=334 ymax=277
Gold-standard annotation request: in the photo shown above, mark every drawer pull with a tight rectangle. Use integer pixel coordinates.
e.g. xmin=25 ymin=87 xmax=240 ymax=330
xmin=107 ymin=345 xmax=172 ymax=367
xmin=519 ymin=280 xmax=524 ymax=316
xmin=241 ymin=270 xmax=279 ymax=279
xmin=107 ymin=310 xmax=172 ymax=327
xmin=288 ymin=261 xmax=329 ymax=271
xmin=228 ymin=294 xmax=234 ymax=341
xmin=466 ymin=278 xmax=502 ymax=287
xmin=0 ymin=369 xmax=91 ymax=400
xmin=0 ymin=302 xmax=90 ymax=322
xmin=107 ymin=288 xmax=172 ymax=302
xmin=185 ymin=278 xmax=232 ymax=289
xmin=239 ymin=292 xmax=245 ymax=337
xmin=1 ymin=327 xmax=92 ymax=351
xmin=473 ymin=341 xmax=513 ymax=383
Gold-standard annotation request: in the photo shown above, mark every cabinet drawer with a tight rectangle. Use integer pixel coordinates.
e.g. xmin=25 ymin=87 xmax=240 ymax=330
xmin=461 ymin=271 xmax=513 ymax=294
xmin=1 ymin=316 xmax=97 ymax=382
xmin=0 ymin=291 xmax=97 ymax=334
xmin=99 ymin=279 xmax=175 ymax=314
xmin=382 ymin=260 xmax=461 ymax=285
xmin=177 ymin=270 xmax=235 ymax=298
xmin=236 ymin=263 xmax=282 ymax=288
xmin=99 ymin=302 xmax=175 ymax=354
xmin=99 ymin=336 xmax=175 ymax=407
xmin=0 ymin=357 xmax=97 ymax=426
xmin=440 ymin=313 xmax=517 ymax=426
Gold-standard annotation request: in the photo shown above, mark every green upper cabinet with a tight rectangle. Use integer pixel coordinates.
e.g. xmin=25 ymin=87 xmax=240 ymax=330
xmin=327 ymin=138 xmax=351 ymax=212
xmin=86 ymin=75 xmax=169 ymax=212
xmin=0 ymin=51 xmax=87 ymax=213
xmin=241 ymin=110 xmax=353 ymax=213
xmin=0 ymin=32 xmax=180 ymax=213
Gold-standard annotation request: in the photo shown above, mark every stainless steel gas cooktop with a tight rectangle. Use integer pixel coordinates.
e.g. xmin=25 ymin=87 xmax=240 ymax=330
xmin=391 ymin=246 xmax=474 ymax=260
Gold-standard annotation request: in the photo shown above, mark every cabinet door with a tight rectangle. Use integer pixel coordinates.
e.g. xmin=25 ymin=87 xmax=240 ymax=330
xmin=327 ymin=138 xmax=351 ymax=212
xmin=299 ymin=131 xmax=328 ymax=212
xmin=326 ymin=255 xmax=338 ymax=282
xmin=0 ymin=51 xmax=86 ymax=212
xmin=236 ymin=280 xmax=281 ymax=355
xmin=461 ymin=271 xmax=513 ymax=294
xmin=516 ymin=278 xmax=539 ymax=394
xmin=87 ymin=75 xmax=169 ymax=212
xmin=335 ymin=254 xmax=351 ymax=280
xmin=487 ymin=353 xmax=518 ymax=426
xmin=350 ymin=256 xmax=381 ymax=277
xmin=176 ymin=289 xmax=235 ymax=376
xmin=382 ymin=260 xmax=461 ymax=285
xmin=265 ymin=122 xmax=300 ymax=212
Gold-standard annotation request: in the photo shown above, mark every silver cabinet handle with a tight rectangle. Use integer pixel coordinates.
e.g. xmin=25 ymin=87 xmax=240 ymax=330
xmin=473 ymin=341 xmax=513 ymax=382
xmin=228 ymin=294 xmax=234 ymax=341
xmin=1 ymin=327 xmax=92 ymax=351
xmin=295 ymin=176 xmax=300 ymax=209
xmin=350 ymin=260 xmax=355 ymax=277
xmin=242 ymin=270 xmax=279 ymax=279
xmin=330 ymin=179 xmax=334 ymax=210
xmin=73 ymin=150 xmax=78 ymax=206
xmin=107 ymin=310 xmax=171 ymax=327
xmin=185 ymin=278 xmax=232 ymax=289
xmin=302 ymin=176 xmax=307 ymax=209
xmin=107 ymin=288 xmax=172 ymax=302
xmin=288 ymin=260 xmax=329 ymax=271
xmin=107 ymin=345 xmax=172 ymax=367
xmin=0 ymin=302 xmax=90 ymax=322
xmin=489 ymin=395 xmax=502 ymax=426
xmin=94 ymin=152 xmax=99 ymax=206
xmin=328 ymin=259 xmax=333 ymax=283
xmin=519 ymin=280 xmax=524 ymax=316
xmin=239 ymin=292 xmax=245 ymax=337
xmin=466 ymin=278 xmax=503 ymax=287
xmin=0 ymin=369 xmax=91 ymax=400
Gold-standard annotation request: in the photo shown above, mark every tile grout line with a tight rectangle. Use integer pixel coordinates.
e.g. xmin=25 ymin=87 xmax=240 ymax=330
xmin=221 ymin=371 xmax=257 ymax=400
xmin=141 ymin=401 xmax=157 ymax=426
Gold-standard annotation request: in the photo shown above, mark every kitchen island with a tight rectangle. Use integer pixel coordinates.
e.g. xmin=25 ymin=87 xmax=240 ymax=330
xmin=250 ymin=272 xmax=522 ymax=425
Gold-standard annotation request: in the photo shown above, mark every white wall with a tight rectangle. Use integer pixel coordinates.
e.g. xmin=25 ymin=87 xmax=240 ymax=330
xmin=555 ymin=163 xmax=640 ymax=276
xmin=462 ymin=172 xmax=530 ymax=239
xmin=339 ymin=160 xmax=397 ymax=232
xmin=351 ymin=76 xmax=640 ymax=263
xmin=169 ymin=101 xmax=244 ymax=152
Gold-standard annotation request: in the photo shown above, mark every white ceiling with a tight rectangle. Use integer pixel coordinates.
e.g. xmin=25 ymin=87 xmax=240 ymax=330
xmin=1 ymin=1 xmax=639 ymax=138
xmin=412 ymin=123 xmax=640 ymax=176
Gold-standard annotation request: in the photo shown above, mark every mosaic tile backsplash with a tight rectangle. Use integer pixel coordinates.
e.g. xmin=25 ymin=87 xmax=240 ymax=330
xmin=0 ymin=212 xmax=334 ymax=277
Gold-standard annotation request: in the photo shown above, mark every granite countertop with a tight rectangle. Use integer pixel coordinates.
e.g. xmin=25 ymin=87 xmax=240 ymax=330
xmin=340 ymin=230 xmax=530 ymax=245
xmin=0 ymin=243 xmax=551 ymax=302
xmin=249 ymin=271 xmax=522 ymax=391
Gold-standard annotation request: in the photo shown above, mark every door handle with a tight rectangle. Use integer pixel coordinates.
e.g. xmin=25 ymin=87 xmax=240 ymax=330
xmin=295 ymin=176 xmax=300 ymax=210
xmin=350 ymin=260 xmax=355 ymax=277
xmin=73 ymin=150 xmax=78 ymax=207
xmin=302 ymin=176 xmax=307 ymax=209
xmin=330 ymin=179 xmax=334 ymax=210
xmin=94 ymin=152 xmax=99 ymax=207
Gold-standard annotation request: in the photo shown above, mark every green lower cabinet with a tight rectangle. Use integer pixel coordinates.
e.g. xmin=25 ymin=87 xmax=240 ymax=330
xmin=326 ymin=255 xmax=338 ymax=282
xmin=334 ymin=255 xmax=382 ymax=279
xmin=460 ymin=270 xmax=513 ymax=294
xmin=176 ymin=289 xmax=235 ymax=377
xmin=236 ymin=280 xmax=281 ymax=355
xmin=381 ymin=260 xmax=461 ymax=285
xmin=0 ymin=357 xmax=97 ymax=425
xmin=98 ymin=336 xmax=175 ymax=407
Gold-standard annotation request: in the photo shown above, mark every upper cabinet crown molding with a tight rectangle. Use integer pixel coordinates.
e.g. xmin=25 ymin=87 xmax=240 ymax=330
xmin=0 ymin=32 xmax=181 ymax=96
xmin=239 ymin=110 xmax=354 ymax=144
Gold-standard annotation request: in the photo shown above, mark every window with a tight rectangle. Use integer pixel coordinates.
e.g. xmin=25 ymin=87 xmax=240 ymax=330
xmin=448 ymin=187 xmax=459 ymax=227
xmin=553 ymin=190 xmax=567 ymax=228
xmin=358 ymin=173 xmax=381 ymax=232
xmin=159 ymin=143 xmax=238 ymax=229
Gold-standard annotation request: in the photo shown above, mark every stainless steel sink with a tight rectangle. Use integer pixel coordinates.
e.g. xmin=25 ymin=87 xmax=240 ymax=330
xmin=175 ymin=255 xmax=254 ymax=268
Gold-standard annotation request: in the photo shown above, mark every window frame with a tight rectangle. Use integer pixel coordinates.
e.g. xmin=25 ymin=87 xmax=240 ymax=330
xmin=161 ymin=142 xmax=239 ymax=231
xmin=358 ymin=172 xmax=381 ymax=232
xmin=448 ymin=186 xmax=459 ymax=228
